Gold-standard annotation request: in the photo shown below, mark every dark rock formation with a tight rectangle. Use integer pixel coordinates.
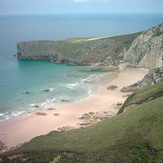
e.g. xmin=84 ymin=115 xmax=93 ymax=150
xmin=107 ymin=85 xmax=118 ymax=90
xmin=79 ymin=111 xmax=115 ymax=127
xmin=121 ymin=67 xmax=163 ymax=92
xmin=54 ymin=113 xmax=59 ymax=116
xmin=35 ymin=112 xmax=46 ymax=116
xmin=47 ymin=108 xmax=56 ymax=110
xmin=44 ymin=89 xmax=50 ymax=92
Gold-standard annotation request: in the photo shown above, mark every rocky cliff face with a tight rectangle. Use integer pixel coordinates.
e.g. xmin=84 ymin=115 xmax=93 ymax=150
xmin=121 ymin=67 xmax=163 ymax=92
xmin=90 ymin=56 xmax=118 ymax=71
xmin=17 ymin=33 xmax=139 ymax=70
xmin=123 ymin=23 xmax=163 ymax=69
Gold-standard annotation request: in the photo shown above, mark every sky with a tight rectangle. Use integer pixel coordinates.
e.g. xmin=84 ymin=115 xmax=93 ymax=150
xmin=0 ymin=0 xmax=163 ymax=15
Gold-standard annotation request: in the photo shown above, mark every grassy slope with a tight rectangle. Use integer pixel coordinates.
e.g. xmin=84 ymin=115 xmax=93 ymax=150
xmin=118 ymin=81 xmax=163 ymax=114
xmin=50 ymin=32 xmax=141 ymax=60
xmin=1 ymin=82 xmax=163 ymax=162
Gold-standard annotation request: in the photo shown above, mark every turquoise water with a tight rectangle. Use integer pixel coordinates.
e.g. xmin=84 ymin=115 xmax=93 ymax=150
xmin=0 ymin=59 xmax=108 ymax=120
xmin=0 ymin=13 xmax=163 ymax=121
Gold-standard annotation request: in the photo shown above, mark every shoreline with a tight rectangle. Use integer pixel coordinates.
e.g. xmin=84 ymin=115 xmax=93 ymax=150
xmin=0 ymin=66 xmax=148 ymax=150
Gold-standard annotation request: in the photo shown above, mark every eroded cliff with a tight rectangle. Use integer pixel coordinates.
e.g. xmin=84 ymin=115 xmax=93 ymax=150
xmin=123 ymin=23 xmax=163 ymax=68
xmin=17 ymin=33 xmax=140 ymax=70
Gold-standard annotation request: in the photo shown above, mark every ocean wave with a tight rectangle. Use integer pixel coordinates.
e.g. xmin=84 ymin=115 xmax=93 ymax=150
xmin=0 ymin=113 xmax=4 ymax=116
xmin=29 ymin=103 xmax=36 ymax=106
xmin=11 ymin=111 xmax=26 ymax=117
xmin=66 ymin=83 xmax=81 ymax=89
xmin=0 ymin=111 xmax=26 ymax=121
xmin=49 ymin=88 xmax=55 ymax=91
xmin=41 ymin=99 xmax=50 ymax=106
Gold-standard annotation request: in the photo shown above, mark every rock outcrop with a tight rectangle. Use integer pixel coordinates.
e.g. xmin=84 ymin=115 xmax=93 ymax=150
xmin=121 ymin=67 xmax=163 ymax=92
xmin=17 ymin=33 xmax=139 ymax=68
xmin=90 ymin=56 xmax=119 ymax=71
xmin=123 ymin=23 xmax=163 ymax=69
xmin=79 ymin=111 xmax=115 ymax=127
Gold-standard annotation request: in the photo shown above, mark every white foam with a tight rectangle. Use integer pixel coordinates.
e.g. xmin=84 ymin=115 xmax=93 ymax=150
xmin=49 ymin=88 xmax=55 ymax=91
xmin=41 ymin=99 xmax=50 ymax=106
xmin=11 ymin=111 xmax=26 ymax=117
xmin=66 ymin=82 xmax=81 ymax=89
xmin=29 ymin=103 xmax=36 ymax=106
xmin=0 ymin=113 xmax=4 ymax=116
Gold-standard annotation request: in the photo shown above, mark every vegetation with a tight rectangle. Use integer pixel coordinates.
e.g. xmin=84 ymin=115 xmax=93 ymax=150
xmin=118 ymin=81 xmax=163 ymax=114
xmin=1 ymin=81 xmax=163 ymax=162
xmin=54 ymin=32 xmax=141 ymax=61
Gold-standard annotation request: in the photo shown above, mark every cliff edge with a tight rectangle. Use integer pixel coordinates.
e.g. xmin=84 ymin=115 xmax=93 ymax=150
xmin=123 ymin=23 xmax=163 ymax=68
xmin=17 ymin=33 xmax=140 ymax=70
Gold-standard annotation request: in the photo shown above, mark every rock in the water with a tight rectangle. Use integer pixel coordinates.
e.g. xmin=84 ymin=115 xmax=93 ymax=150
xmin=44 ymin=89 xmax=50 ymax=92
xmin=107 ymin=85 xmax=117 ymax=90
xmin=35 ymin=112 xmax=46 ymax=116
xmin=34 ymin=105 xmax=39 ymax=108
xmin=62 ymin=99 xmax=70 ymax=102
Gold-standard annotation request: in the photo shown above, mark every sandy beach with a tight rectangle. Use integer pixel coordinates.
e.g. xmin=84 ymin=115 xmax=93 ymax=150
xmin=0 ymin=66 xmax=148 ymax=149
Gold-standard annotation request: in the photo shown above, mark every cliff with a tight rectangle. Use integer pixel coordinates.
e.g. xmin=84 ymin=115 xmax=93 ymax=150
xmin=123 ymin=23 xmax=163 ymax=68
xmin=17 ymin=33 xmax=140 ymax=70
xmin=17 ymin=23 xmax=163 ymax=70
xmin=121 ymin=67 xmax=163 ymax=92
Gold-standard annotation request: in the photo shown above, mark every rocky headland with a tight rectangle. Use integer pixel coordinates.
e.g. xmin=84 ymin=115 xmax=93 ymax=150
xmin=17 ymin=32 xmax=140 ymax=71
xmin=17 ymin=23 xmax=163 ymax=71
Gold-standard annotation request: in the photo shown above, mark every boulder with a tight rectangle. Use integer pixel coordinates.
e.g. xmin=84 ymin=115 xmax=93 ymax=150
xmin=54 ymin=113 xmax=59 ymax=116
xmin=44 ymin=89 xmax=50 ymax=92
xmin=35 ymin=112 xmax=46 ymax=116
xmin=107 ymin=85 xmax=117 ymax=90
xmin=47 ymin=108 xmax=56 ymax=110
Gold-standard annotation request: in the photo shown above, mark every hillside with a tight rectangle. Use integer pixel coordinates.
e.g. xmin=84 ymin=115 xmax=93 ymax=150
xmin=1 ymin=81 xmax=163 ymax=162
xmin=17 ymin=32 xmax=140 ymax=68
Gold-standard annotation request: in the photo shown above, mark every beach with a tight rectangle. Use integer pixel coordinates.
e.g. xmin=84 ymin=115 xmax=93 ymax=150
xmin=0 ymin=66 xmax=148 ymax=150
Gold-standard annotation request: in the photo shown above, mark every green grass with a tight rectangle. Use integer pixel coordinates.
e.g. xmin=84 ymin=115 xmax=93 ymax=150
xmin=47 ymin=32 xmax=142 ymax=61
xmin=1 ymin=81 xmax=163 ymax=162
xmin=118 ymin=81 xmax=163 ymax=114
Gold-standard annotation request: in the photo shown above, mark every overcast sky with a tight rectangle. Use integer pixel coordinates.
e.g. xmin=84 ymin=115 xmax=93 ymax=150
xmin=0 ymin=0 xmax=163 ymax=15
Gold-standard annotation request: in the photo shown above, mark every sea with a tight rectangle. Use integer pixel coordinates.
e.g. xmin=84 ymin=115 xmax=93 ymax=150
xmin=0 ymin=13 xmax=163 ymax=121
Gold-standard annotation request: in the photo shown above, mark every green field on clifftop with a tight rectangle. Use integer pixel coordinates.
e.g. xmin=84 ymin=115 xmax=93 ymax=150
xmin=1 ymin=81 xmax=163 ymax=162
